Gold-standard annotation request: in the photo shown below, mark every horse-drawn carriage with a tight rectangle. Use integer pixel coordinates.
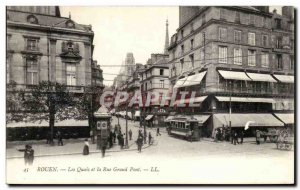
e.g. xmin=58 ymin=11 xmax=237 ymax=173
xmin=275 ymin=129 xmax=294 ymax=151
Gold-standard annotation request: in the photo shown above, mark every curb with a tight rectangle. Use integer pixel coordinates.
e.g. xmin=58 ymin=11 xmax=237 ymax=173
xmin=7 ymin=143 xmax=152 ymax=159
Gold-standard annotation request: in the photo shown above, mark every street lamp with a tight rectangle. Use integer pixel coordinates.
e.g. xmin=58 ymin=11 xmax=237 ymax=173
xmin=229 ymin=80 xmax=232 ymax=141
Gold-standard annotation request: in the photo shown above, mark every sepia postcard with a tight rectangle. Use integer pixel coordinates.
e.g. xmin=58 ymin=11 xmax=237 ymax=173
xmin=6 ymin=5 xmax=295 ymax=185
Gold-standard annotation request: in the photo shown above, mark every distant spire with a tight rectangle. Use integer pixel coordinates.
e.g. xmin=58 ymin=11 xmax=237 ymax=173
xmin=164 ymin=18 xmax=169 ymax=54
xmin=69 ymin=12 xmax=71 ymax=19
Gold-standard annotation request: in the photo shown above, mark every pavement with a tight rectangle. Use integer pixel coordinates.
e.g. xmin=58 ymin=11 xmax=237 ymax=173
xmin=6 ymin=117 xmax=294 ymax=184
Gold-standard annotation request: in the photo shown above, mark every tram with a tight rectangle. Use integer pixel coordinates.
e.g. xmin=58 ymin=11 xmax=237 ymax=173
xmin=167 ymin=116 xmax=201 ymax=141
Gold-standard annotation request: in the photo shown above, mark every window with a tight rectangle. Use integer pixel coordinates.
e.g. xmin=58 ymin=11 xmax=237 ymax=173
xmin=202 ymin=32 xmax=206 ymax=46
xmin=66 ymin=64 xmax=76 ymax=86
xmin=290 ymin=56 xmax=294 ymax=70
xmin=248 ymin=50 xmax=256 ymax=66
xmin=220 ymin=9 xmax=226 ymax=20
xmin=189 ymin=54 xmax=194 ymax=68
xmin=26 ymin=38 xmax=38 ymax=51
xmin=181 ymin=29 xmax=184 ymax=39
xmin=249 ymin=15 xmax=255 ymax=25
xmin=190 ymin=39 xmax=194 ymax=50
xmin=26 ymin=59 xmax=38 ymax=85
xmin=234 ymin=30 xmax=241 ymax=43
xmin=202 ymin=14 xmax=206 ymax=25
xmin=218 ymin=46 xmax=227 ymax=63
xmin=276 ymin=36 xmax=282 ymax=49
xmin=262 ymin=35 xmax=268 ymax=46
xmin=219 ymin=28 xmax=227 ymax=41
xmin=180 ymin=59 xmax=184 ymax=72
xmin=235 ymin=11 xmax=240 ymax=23
xmin=234 ymin=48 xmax=242 ymax=65
xmin=190 ymin=23 xmax=194 ymax=33
xmin=159 ymin=80 xmax=164 ymax=88
xmin=261 ymin=53 xmax=269 ymax=68
xmin=160 ymin=69 xmax=164 ymax=76
xmin=276 ymin=54 xmax=283 ymax=70
xmin=275 ymin=18 xmax=281 ymax=29
xmin=248 ymin=32 xmax=255 ymax=45
xmin=181 ymin=44 xmax=184 ymax=55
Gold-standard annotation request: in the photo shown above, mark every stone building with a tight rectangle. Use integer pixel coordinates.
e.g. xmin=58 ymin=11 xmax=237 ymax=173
xmin=91 ymin=60 xmax=104 ymax=88
xmin=168 ymin=6 xmax=294 ymax=136
xmin=6 ymin=6 xmax=95 ymax=93
xmin=140 ymin=54 xmax=170 ymax=127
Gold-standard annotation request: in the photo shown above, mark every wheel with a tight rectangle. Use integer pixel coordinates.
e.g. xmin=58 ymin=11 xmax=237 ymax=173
xmin=278 ymin=143 xmax=284 ymax=149
xmin=285 ymin=144 xmax=292 ymax=151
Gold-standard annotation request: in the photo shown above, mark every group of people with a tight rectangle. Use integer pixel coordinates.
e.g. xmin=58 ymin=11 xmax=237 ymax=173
xmin=214 ymin=128 xmax=244 ymax=145
xmin=46 ymin=130 xmax=64 ymax=146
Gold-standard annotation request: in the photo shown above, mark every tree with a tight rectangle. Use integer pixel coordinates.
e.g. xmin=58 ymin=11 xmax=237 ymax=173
xmin=21 ymin=81 xmax=72 ymax=145
xmin=75 ymin=85 xmax=103 ymax=132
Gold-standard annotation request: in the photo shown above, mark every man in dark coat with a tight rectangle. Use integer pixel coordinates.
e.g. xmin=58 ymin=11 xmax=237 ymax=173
xmin=233 ymin=131 xmax=239 ymax=145
xmin=156 ymin=127 xmax=161 ymax=136
xmin=56 ymin=131 xmax=63 ymax=146
xmin=109 ymin=131 xmax=114 ymax=148
xmin=256 ymin=130 xmax=261 ymax=145
xmin=148 ymin=132 xmax=152 ymax=145
xmin=119 ymin=134 xmax=124 ymax=149
xmin=46 ymin=131 xmax=51 ymax=144
xmin=101 ymin=139 xmax=108 ymax=158
xmin=240 ymin=131 xmax=244 ymax=144
xmin=17 ymin=144 xmax=34 ymax=165
xmin=137 ymin=136 xmax=143 ymax=152
xmin=129 ymin=129 xmax=133 ymax=140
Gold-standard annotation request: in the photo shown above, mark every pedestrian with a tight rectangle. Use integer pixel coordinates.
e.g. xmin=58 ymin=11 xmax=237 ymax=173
xmin=101 ymin=139 xmax=107 ymax=158
xmin=109 ymin=131 xmax=114 ymax=148
xmin=17 ymin=144 xmax=34 ymax=165
xmin=56 ymin=131 xmax=63 ymax=146
xmin=137 ymin=135 xmax=143 ymax=153
xmin=156 ymin=127 xmax=161 ymax=136
xmin=189 ymin=130 xmax=194 ymax=142
xmin=233 ymin=131 xmax=239 ymax=145
xmin=90 ymin=130 xmax=95 ymax=144
xmin=214 ymin=129 xmax=218 ymax=142
xmin=148 ymin=132 xmax=152 ymax=145
xmin=256 ymin=130 xmax=261 ymax=145
xmin=231 ymin=130 xmax=234 ymax=144
xmin=120 ymin=134 xmax=124 ymax=149
xmin=117 ymin=132 xmax=121 ymax=145
xmin=129 ymin=129 xmax=133 ymax=140
xmin=46 ymin=131 xmax=51 ymax=144
xmin=83 ymin=139 xmax=89 ymax=155
xmin=240 ymin=131 xmax=244 ymax=144
xmin=113 ymin=131 xmax=116 ymax=143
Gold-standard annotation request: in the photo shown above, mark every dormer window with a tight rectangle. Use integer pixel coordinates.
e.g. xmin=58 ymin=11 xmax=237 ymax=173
xmin=27 ymin=15 xmax=38 ymax=24
xmin=66 ymin=20 xmax=75 ymax=28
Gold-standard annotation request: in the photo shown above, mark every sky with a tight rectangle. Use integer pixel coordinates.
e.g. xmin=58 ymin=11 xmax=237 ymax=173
xmin=60 ymin=6 xmax=283 ymax=87
xmin=60 ymin=7 xmax=179 ymax=86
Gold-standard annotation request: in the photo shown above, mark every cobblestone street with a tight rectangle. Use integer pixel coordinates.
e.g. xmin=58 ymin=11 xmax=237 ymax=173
xmin=6 ymin=117 xmax=294 ymax=184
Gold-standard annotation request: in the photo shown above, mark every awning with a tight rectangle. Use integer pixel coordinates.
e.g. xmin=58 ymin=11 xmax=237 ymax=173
xmin=193 ymin=115 xmax=210 ymax=124
xmin=145 ymin=115 xmax=154 ymax=120
xmin=134 ymin=111 xmax=141 ymax=117
xmin=7 ymin=119 xmax=89 ymax=128
xmin=274 ymin=113 xmax=294 ymax=125
xmin=175 ymin=96 xmax=208 ymax=106
xmin=164 ymin=116 xmax=174 ymax=122
xmin=213 ymin=113 xmax=284 ymax=128
xmin=246 ymin=72 xmax=277 ymax=83
xmin=218 ymin=70 xmax=251 ymax=81
xmin=181 ymin=71 xmax=207 ymax=87
xmin=215 ymin=96 xmax=275 ymax=103
xmin=174 ymin=77 xmax=187 ymax=88
xmin=126 ymin=112 xmax=132 ymax=119
xmin=273 ymin=75 xmax=294 ymax=83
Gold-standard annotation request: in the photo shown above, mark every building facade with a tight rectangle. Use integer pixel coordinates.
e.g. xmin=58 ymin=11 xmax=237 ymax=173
xmin=168 ymin=6 xmax=294 ymax=136
xmin=140 ymin=54 xmax=170 ymax=127
xmin=7 ymin=6 xmax=95 ymax=93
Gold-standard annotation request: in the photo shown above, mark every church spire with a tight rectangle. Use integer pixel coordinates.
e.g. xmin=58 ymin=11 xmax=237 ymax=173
xmin=164 ymin=18 xmax=169 ymax=54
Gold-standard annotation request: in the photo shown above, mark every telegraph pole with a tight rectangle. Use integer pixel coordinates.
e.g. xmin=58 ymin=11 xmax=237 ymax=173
xmin=125 ymin=103 xmax=129 ymax=148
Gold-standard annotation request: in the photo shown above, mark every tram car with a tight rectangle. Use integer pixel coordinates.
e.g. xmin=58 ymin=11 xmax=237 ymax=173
xmin=93 ymin=106 xmax=112 ymax=150
xmin=167 ymin=116 xmax=201 ymax=141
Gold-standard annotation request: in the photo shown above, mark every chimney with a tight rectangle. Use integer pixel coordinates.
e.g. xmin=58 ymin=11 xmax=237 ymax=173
xmin=282 ymin=6 xmax=294 ymax=20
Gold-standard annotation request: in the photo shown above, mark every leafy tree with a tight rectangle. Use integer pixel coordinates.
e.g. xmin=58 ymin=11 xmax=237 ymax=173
xmin=21 ymin=81 xmax=72 ymax=145
xmin=75 ymin=85 xmax=103 ymax=131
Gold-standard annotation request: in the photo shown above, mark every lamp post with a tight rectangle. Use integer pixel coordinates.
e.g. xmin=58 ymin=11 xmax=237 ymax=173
xmin=125 ymin=103 xmax=129 ymax=149
xmin=229 ymin=80 xmax=232 ymax=140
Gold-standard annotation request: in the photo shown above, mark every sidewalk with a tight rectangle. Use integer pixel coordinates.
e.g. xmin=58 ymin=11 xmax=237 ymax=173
xmin=6 ymin=138 xmax=151 ymax=159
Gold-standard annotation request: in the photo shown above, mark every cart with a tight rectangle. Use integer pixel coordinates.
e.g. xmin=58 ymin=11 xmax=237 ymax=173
xmin=276 ymin=130 xmax=294 ymax=151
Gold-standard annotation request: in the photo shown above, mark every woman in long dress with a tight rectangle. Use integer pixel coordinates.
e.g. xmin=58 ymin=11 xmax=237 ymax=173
xmin=83 ymin=139 xmax=89 ymax=155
